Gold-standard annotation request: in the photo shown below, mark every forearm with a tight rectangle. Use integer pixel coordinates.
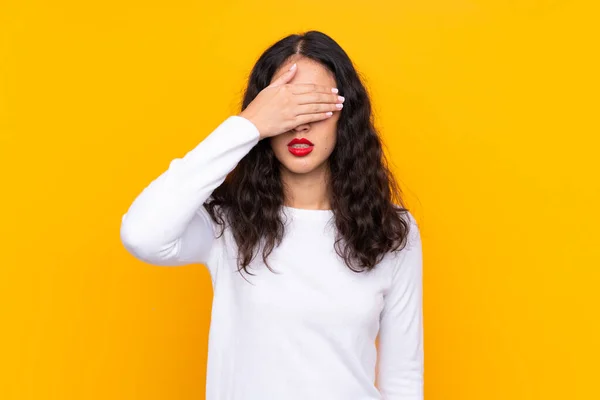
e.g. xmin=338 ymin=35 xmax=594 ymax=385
xmin=120 ymin=115 xmax=260 ymax=265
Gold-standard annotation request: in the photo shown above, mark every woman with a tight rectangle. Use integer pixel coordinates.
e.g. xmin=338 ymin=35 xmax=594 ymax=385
xmin=120 ymin=30 xmax=423 ymax=400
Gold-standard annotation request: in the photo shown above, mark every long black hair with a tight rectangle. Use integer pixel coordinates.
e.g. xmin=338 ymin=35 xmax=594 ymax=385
xmin=205 ymin=30 xmax=411 ymax=276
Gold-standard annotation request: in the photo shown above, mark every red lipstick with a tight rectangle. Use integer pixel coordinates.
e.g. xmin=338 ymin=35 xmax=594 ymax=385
xmin=287 ymin=138 xmax=314 ymax=157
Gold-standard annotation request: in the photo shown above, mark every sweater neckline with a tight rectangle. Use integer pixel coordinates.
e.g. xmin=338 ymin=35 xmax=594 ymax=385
xmin=281 ymin=205 xmax=334 ymax=222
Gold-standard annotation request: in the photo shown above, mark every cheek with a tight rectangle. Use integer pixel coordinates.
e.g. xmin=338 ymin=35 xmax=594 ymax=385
xmin=269 ymin=135 xmax=287 ymax=153
xmin=322 ymin=135 xmax=336 ymax=155
xmin=322 ymin=122 xmax=338 ymax=153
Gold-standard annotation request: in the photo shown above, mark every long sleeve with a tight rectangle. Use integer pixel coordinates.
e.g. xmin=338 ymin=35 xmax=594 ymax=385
xmin=119 ymin=115 xmax=260 ymax=270
xmin=377 ymin=212 xmax=424 ymax=399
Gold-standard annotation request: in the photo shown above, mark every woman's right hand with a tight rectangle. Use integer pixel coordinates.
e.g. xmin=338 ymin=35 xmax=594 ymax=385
xmin=238 ymin=63 xmax=345 ymax=140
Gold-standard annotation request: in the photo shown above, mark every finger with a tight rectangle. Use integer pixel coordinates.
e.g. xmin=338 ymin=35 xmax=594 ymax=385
xmin=268 ymin=63 xmax=298 ymax=87
xmin=293 ymin=111 xmax=335 ymax=126
xmin=290 ymin=83 xmax=339 ymax=95
xmin=294 ymin=92 xmax=344 ymax=105
xmin=295 ymin=102 xmax=343 ymax=116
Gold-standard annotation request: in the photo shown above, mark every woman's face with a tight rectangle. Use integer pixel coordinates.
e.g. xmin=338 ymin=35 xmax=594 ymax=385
xmin=268 ymin=57 xmax=340 ymax=176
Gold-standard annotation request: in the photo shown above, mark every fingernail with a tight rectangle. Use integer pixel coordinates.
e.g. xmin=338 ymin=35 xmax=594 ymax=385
xmin=289 ymin=63 xmax=297 ymax=71
xmin=338 ymin=96 xmax=345 ymax=102
xmin=331 ymin=88 xmax=339 ymax=93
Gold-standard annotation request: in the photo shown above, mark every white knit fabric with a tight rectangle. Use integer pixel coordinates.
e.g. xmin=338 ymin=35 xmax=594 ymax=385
xmin=120 ymin=115 xmax=424 ymax=399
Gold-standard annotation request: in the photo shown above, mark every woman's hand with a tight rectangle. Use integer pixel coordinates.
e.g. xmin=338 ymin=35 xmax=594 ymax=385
xmin=238 ymin=63 xmax=344 ymax=140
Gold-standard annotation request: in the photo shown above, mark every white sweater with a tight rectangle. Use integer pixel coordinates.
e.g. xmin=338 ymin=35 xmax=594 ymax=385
xmin=120 ymin=115 xmax=424 ymax=400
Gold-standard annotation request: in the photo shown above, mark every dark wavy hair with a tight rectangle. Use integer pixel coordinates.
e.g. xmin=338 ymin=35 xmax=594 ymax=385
xmin=205 ymin=30 xmax=411 ymax=276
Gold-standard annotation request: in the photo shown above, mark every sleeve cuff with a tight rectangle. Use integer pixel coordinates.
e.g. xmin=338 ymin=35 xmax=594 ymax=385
xmin=227 ymin=115 xmax=261 ymax=142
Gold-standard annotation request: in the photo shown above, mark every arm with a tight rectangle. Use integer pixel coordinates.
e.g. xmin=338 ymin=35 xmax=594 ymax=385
xmin=119 ymin=115 xmax=260 ymax=269
xmin=377 ymin=212 xmax=424 ymax=399
xmin=120 ymin=64 xmax=343 ymax=269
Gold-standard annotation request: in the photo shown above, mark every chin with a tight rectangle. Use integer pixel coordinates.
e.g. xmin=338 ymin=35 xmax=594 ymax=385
xmin=280 ymin=160 xmax=318 ymax=175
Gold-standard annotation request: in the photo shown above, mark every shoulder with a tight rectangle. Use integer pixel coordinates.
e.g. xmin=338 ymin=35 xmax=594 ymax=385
xmin=391 ymin=204 xmax=420 ymax=248
xmin=376 ymin=207 xmax=421 ymax=269
xmin=388 ymin=207 xmax=422 ymax=266
xmin=403 ymin=210 xmax=421 ymax=248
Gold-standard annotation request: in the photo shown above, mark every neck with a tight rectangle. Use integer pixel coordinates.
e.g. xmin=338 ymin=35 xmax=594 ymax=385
xmin=280 ymin=163 xmax=332 ymax=210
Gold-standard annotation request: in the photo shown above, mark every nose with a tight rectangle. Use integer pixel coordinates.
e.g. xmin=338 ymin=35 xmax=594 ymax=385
xmin=293 ymin=123 xmax=310 ymax=133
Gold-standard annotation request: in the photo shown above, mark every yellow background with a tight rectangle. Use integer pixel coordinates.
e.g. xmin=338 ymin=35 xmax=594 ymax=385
xmin=2 ymin=1 xmax=598 ymax=399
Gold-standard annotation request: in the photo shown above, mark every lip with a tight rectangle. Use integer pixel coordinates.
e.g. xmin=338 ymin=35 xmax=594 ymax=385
xmin=288 ymin=138 xmax=314 ymax=146
xmin=287 ymin=138 xmax=314 ymax=157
